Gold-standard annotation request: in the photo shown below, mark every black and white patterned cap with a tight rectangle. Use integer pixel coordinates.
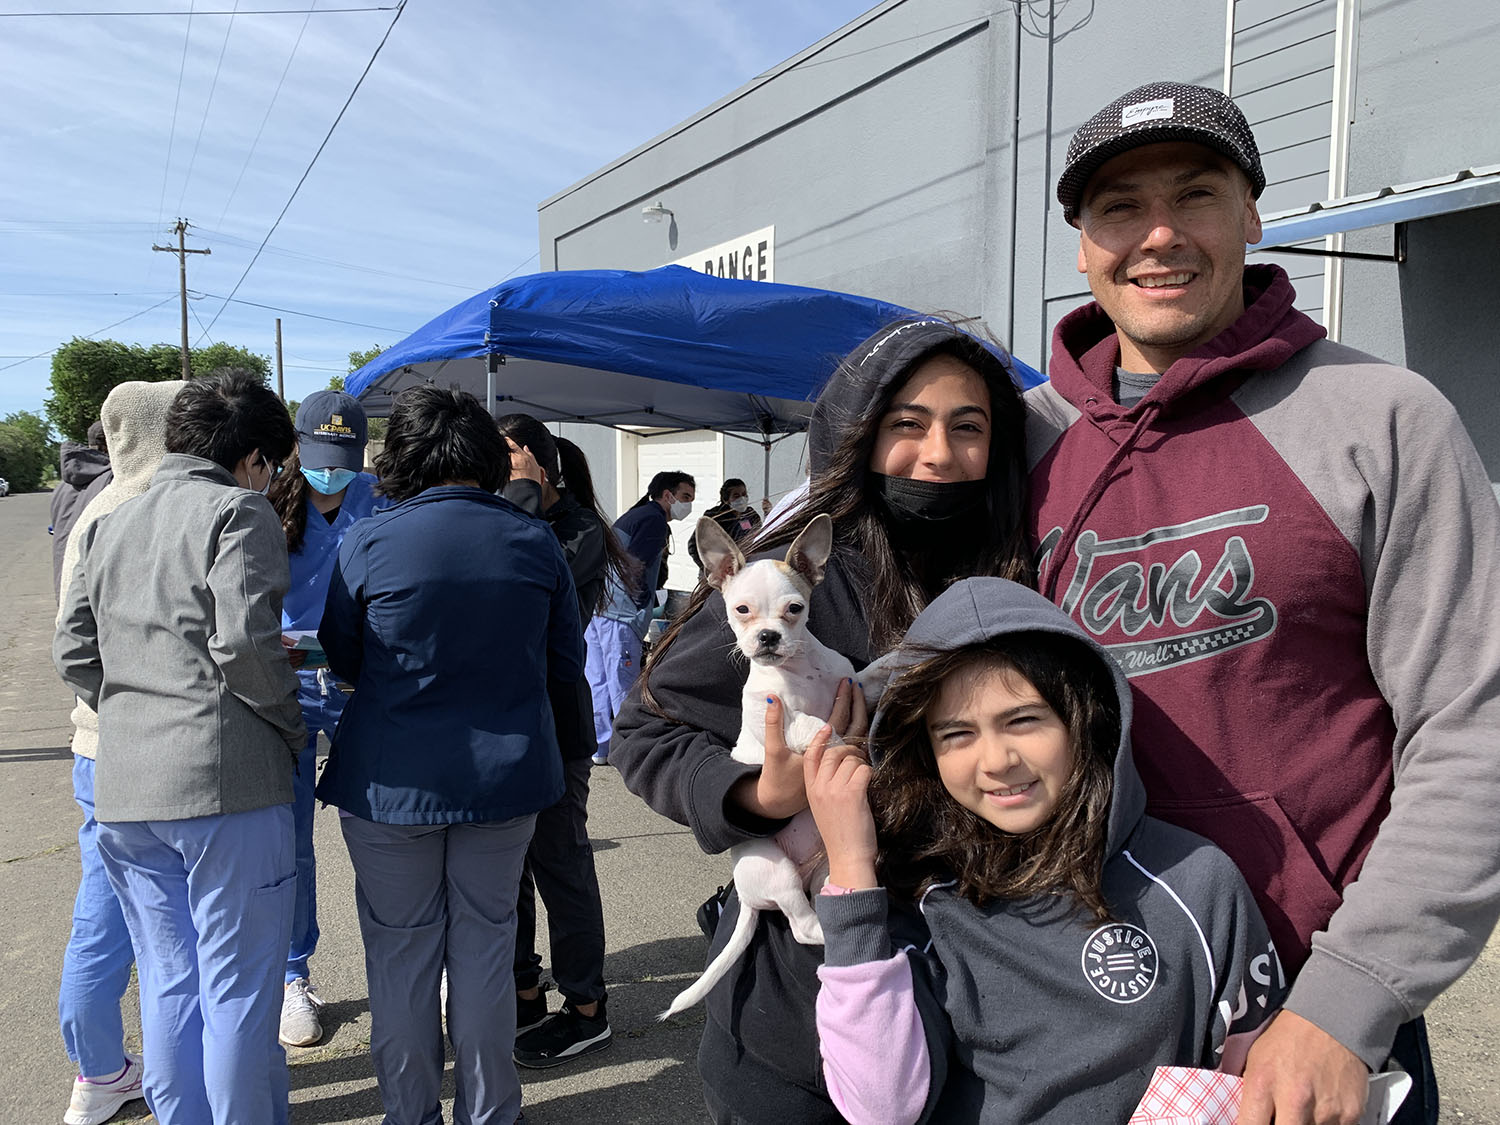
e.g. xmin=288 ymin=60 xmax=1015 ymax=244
xmin=1056 ymin=81 xmax=1264 ymax=224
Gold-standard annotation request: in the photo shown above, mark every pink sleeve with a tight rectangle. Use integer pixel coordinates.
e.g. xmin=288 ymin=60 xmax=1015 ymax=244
xmin=816 ymin=953 xmax=931 ymax=1125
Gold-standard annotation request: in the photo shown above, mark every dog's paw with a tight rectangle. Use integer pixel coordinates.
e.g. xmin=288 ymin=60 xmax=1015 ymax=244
xmin=784 ymin=711 xmax=834 ymax=755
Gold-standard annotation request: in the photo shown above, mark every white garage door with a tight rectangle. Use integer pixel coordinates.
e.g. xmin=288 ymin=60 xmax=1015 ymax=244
xmin=630 ymin=430 xmax=723 ymax=594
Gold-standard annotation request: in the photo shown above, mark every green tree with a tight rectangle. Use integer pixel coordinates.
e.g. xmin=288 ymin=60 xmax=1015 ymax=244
xmin=192 ymin=341 xmax=270 ymax=381
xmin=0 ymin=410 xmax=56 ymax=492
xmin=347 ymin=344 xmax=385 ymax=374
xmin=45 ymin=338 xmax=272 ymax=441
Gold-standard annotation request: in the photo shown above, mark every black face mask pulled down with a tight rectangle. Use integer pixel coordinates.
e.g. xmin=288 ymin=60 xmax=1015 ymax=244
xmin=871 ymin=473 xmax=989 ymax=526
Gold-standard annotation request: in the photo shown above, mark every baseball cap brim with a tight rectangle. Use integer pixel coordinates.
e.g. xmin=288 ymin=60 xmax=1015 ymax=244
xmin=1059 ymin=124 xmax=1265 ymax=224
xmin=298 ymin=437 xmax=365 ymax=472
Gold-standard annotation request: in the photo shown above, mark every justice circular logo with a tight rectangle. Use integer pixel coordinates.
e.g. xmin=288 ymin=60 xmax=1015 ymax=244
xmin=1081 ymin=922 xmax=1158 ymax=1004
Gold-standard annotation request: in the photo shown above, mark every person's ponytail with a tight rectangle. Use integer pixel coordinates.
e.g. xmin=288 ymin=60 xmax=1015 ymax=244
xmin=556 ymin=436 xmax=638 ymax=612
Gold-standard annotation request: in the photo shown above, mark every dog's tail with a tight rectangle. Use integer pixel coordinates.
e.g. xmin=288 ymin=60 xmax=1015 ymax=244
xmin=658 ymin=896 xmax=760 ymax=1021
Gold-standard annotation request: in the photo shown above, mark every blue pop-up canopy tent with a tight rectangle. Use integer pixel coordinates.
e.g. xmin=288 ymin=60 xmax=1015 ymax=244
xmin=346 ymin=265 xmax=1044 ymax=486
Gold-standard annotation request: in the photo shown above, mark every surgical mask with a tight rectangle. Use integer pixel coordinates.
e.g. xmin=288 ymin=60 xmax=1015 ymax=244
xmin=871 ymin=473 xmax=988 ymax=524
xmin=301 ymin=466 xmax=358 ymax=496
xmin=729 ymin=496 xmax=750 ymax=513
xmin=248 ymin=457 xmax=280 ymax=495
xmin=670 ymin=499 xmax=694 ymax=520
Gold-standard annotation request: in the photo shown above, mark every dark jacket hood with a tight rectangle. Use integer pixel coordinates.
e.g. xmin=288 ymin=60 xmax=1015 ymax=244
xmin=808 ymin=319 xmax=1011 ymax=477
xmin=60 ymin=442 xmax=110 ymax=489
xmin=1049 ymin=264 xmax=1326 ymax=418
xmin=873 ymin=576 xmax=1145 ymax=856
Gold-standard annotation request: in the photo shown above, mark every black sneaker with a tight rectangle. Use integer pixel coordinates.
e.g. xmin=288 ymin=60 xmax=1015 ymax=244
xmin=516 ymin=990 xmax=550 ymax=1037
xmin=513 ymin=998 xmax=612 ymax=1069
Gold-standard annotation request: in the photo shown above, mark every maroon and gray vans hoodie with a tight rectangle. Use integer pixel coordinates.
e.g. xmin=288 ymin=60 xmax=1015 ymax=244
xmin=815 ymin=577 xmax=1281 ymax=1124
xmin=1025 ymin=263 xmax=1500 ymax=1068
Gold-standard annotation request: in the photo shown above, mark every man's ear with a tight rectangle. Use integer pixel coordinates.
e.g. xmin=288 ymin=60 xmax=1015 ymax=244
xmin=1244 ymin=196 xmax=1263 ymax=246
xmin=696 ymin=517 xmax=744 ymax=591
xmin=1077 ymin=238 xmax=1088 ymax=275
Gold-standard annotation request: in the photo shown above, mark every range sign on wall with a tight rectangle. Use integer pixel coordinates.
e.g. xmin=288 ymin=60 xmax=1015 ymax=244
xmin=671 ymin=225 xmax=775 ymax=282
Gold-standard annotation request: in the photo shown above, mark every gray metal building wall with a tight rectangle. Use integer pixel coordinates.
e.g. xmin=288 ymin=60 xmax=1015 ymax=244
xmin=538 ymin=0 xmax=1500 ymax=507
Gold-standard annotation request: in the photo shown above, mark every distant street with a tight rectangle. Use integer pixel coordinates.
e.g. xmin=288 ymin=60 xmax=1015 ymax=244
xmin=1 ymin=488 xmax=730 ymax=1124
xmin=1 ymin=487 xmax=1495 ymax=1123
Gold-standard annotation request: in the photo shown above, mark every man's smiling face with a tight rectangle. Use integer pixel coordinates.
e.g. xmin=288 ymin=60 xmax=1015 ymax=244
xmin=1075 ymin=141 xmax=1263 ymax=373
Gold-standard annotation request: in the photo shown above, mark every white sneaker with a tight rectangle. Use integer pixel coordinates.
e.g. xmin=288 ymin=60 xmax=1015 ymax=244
xmin=280 ymin=978 xmax=326 ymax=1047
xmin=64 ymin=1052 xmax=144 ymax=1125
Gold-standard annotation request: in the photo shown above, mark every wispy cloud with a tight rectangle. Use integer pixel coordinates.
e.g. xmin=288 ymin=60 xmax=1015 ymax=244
xmin=0 ymin=0 xmax=873 ymax=416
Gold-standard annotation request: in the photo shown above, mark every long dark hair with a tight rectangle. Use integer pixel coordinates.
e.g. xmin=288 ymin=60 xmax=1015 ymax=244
xmin=642 ymin=319 xmax=1032 ymax=715
xmin=870 ymin=633 xmax=1120 ymax=920
xmin=267 ymin=447 xmax=312 ymax=552
xmin=375 ymin=387 xmax=508 ymax=502
xmin=493 ymin=413 xmax=637 ymax=612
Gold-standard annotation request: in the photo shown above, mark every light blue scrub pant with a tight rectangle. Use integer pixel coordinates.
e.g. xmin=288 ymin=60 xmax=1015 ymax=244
xmin=97 ymin=804 xmax=296 ymax=1125
xmin=58 ymin=754 xmax=135 ymax=1078
xmin=289 ymin=669 xmax=344 ymax=983
xmin=342 ymin=814 xmax=535 ymax=1125
xmin=584 ymin=616 xmax=642 ymax=755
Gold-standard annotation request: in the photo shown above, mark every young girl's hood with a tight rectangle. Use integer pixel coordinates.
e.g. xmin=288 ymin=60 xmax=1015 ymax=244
xmin=872 ymin=576 xmax=1145 ymax=856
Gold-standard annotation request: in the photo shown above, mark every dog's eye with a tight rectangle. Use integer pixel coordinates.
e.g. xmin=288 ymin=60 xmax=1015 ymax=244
xmin=786 ymin=603 xmax=804 ymax=616
xmin=735 ymin=604 xmax=751 ymax=616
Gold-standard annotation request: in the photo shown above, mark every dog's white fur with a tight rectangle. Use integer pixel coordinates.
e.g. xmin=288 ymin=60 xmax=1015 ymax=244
xmin=659 ymin=514 xmax=859 ymax=1020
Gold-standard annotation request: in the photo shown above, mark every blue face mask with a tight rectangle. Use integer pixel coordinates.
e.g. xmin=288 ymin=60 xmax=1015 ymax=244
xmin=300 ymin=466 xmax=358 ymax=495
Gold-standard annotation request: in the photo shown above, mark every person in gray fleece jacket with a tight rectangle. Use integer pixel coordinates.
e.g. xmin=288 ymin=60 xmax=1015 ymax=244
xmin=53 ymin=378 xmax=181 ymax=1125
xmin=54 ymin=370 xmax=304 ymax=1125
xmin=807 ymin=577 xmax=1284 ymax=1124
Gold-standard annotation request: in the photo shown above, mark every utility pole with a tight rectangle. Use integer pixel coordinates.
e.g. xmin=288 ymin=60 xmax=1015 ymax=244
xmin=151 ymin=219 xmax=211 ymax=379
xmin=275 ymin=318 xmax=285 ymax=402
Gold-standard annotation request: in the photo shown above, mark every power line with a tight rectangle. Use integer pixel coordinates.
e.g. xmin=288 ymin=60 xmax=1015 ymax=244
xmin=193 ymin=290 xmax=409 ymax=333
xmin=155 ymin=1 xmax=195 ymax=234
xmin=176 ymin=0 xmax=241 ymax=214
xmin=213 ymin=0 xmax=315 ymax=229
xmin=0 ymin=5 xmax=394 ymax=14
xmin=193 ymin=224 xmax=485 ymax=292
xmin=196 ymin=0 xmax=407 ymax=341
xmin=0 ymin=294 xmax=178 ymax=373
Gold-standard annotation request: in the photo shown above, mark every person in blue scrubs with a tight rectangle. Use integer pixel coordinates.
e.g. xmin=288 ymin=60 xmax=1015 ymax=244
xmin=266 ymin=390 xmax=380 ymax=1048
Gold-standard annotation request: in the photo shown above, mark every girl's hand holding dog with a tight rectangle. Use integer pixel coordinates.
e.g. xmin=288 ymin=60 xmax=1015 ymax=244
xmin=734 ymin=684 xmax=869 ymax=820
xmin=805 ymin=724 xmax=879 ymax=890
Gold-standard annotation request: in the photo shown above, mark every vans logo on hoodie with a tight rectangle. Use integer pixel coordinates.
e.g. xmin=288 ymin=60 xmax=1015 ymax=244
xmin=1037 ymin=506 xmax=1277 ymax=677
xmin=1082 ymin=922 xmax=1158 ymax=1003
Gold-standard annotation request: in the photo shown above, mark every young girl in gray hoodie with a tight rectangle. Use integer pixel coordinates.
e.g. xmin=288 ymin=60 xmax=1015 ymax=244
xmin=806 ymin=577 xmax=1284 ymax=1124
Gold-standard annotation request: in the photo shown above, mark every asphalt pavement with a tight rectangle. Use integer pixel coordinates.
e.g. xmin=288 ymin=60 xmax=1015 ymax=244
xmin=2 ymin=487 xmax=1495 ymax=1124
xmin=1 ymin=489 xmax=729 ymax=1124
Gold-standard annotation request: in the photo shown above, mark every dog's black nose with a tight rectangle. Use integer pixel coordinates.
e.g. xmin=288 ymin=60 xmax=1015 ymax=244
xmin=757 ymin=629 xmax=780 ymax=649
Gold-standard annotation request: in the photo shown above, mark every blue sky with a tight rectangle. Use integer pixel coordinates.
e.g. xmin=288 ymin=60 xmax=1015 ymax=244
xmin=0 ymin=0 xmax=875 ymax=421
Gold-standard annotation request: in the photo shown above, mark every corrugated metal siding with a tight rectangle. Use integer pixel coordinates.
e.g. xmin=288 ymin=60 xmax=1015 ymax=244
xmin=1230 ymin=0 xmax=1338 ymax=321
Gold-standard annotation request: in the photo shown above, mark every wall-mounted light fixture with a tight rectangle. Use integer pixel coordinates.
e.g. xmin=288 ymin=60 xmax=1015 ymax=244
xmin=641 ymin=201 xmax=673 ymax=224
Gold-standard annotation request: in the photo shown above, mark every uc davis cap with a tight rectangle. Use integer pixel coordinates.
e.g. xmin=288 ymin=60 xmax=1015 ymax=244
xmin=1056 ymin=81 xmax=1264 ymax=224
xmin=294 ymin=390 xmax=367 ymax=471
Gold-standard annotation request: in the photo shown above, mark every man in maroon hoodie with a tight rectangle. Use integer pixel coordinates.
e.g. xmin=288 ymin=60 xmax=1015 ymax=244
xmin=1026 ymin=82 xmax=1500 ymax=1125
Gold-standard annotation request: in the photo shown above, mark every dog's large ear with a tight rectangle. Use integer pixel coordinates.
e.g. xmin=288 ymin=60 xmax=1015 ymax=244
xmin=785 ymin=513 xmax=834 ymax=588
xmin=696 ymin=516 xmax=745 ymax=591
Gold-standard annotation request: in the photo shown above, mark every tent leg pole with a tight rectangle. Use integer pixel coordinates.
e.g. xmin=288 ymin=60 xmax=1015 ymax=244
xmin=763 ymin=439 xmax=772 ymax=507
xmin=486 ymin=360 xmax=496 ymax=419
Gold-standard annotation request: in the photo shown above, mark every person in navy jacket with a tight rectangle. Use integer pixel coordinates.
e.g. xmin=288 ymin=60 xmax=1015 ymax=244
xmin=266 ymin=389 xmax=382 ymax=1049
xmin=316 ymin=387 xmax=583 ymax=1125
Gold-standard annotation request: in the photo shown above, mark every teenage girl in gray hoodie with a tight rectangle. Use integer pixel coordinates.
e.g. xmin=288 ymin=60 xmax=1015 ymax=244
xmin=806 ymin=577 xmax=1285 ymax=1124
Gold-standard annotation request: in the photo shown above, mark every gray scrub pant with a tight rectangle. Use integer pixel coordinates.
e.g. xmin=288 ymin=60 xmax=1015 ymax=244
xmin=342 ymin=814 xmax=535 ymax=1125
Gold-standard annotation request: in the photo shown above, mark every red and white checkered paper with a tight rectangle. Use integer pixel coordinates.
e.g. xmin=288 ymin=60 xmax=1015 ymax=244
xmin=1128 ymin=1066 xmax=1242 ymax=1125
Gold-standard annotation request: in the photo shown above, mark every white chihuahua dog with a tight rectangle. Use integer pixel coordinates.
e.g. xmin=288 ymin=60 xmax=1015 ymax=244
xmin=661 ymin=513 xmax=865 ymax=1020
